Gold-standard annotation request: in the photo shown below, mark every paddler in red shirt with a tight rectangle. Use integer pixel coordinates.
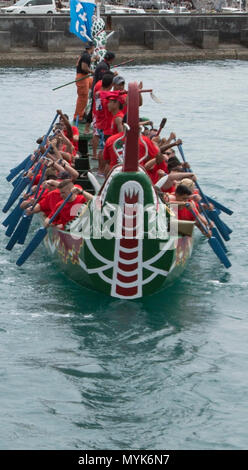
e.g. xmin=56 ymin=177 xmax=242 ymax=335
xmin=169 ymin=182 xmax=211 ymax=235
xmin=107 ymin=93 xmax=125 ymax=136
xmin=112 ymin=76 xmax=143 ymax=112
xmin=102 ymin=131 xmax=160 ymax=177
xmin=93 ymin=73 xmax=114 ymax=162
xmin=57 ymin=109 xmax=79 ymax=155
xmin=112 ymin=76 xmax=128 ymax=115
xmin=45 ymin=180 xmax=93 ymax=230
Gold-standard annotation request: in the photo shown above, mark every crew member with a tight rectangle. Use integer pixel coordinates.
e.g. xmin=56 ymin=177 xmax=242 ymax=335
xmin=45 ymin=180 xmax=93 ymax=230
xmin=73 ymin=41 xmax=95 ymax=122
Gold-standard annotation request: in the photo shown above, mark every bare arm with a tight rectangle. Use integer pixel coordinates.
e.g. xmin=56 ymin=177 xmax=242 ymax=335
xmin=104 ymin=162 xmax=110 ymax=179
xmin=49 ymin=155 xmax=79 ymax=181
xmin=57 ymin=109 xmax=72 ymax=139
xmin=73 ymin=187 xmax=94 ymax=201
xmin=159 ymin=172 xmax=195 ymax=191
xmin=25 ymin=203 xmax=41 ymax=216
xmin=144 ymin=157 xmax=156 ymax=171
xmin=50 ymin=141 xmax=73 ymax=164
xmin=115 ymin=116 xmax=124 ymax=134
xmin=58 ymin=130 xmax=75 ymax=153
xmin=138 ymin=81 xmax=143 ymax=106
xmin=160 ymin=138 xmax=182 ymax=154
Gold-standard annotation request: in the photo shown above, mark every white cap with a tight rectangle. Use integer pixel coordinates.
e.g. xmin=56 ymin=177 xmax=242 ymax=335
xmin=154 ymin=175 xmax=169 ymax=189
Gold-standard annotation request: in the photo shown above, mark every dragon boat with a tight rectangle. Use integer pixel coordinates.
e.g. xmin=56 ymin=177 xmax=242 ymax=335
xmin=42 ymin=82 xmax=195 ymax=299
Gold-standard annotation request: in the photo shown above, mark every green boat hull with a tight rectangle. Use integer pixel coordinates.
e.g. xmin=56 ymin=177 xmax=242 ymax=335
xmin=43 ymin=166 xmax=194 ymax=299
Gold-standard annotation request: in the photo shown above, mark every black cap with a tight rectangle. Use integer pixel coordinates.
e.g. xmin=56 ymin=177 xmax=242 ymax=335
xmin=85 ymin=41 xmax=94 ymax=49
xmin=104 ymin=51 xmax=115 ymax=61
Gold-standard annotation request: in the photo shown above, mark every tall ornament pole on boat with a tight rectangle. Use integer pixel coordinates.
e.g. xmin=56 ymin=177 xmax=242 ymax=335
xmin=91 ymin=0 xmax=115 ymax=65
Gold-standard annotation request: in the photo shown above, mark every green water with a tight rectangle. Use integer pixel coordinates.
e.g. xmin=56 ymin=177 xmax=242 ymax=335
xmin=0 ymin=62 xmax=247 ymax=450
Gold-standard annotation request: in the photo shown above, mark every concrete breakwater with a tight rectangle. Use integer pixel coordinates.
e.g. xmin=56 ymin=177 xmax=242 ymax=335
xmin=0 ymin=13 xmax=248 ymax=65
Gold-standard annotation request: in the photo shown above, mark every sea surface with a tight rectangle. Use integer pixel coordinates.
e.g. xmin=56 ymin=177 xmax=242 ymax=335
xmin=0 ymin=61 xmax=247 ymax=450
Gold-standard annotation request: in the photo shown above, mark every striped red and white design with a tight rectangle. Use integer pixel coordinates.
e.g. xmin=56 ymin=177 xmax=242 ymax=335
xmin=111 ymin=181 xmax=144 ymax=299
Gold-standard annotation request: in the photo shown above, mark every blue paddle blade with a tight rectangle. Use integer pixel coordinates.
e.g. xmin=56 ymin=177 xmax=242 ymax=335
xmin=206 ymin=195 xmax=233 ymax=216
xmin=5 ymin=208 xmax=24 ymax=236
xmin=2 ymin=200 xmax=23 ymax=228
xmin=207 ymin=210 xmax=230 ymax=241
xmin=17 ymin=215 xmax=33 ymax=245
xmin=220 ymin=219 xmax=233 ymax=235
xmin=208 ymin=237 xmax=231 ymax=269
xmin=5 ymin=218 xmax=22 ymax=237
xmin=211 ymin=227 xmax=228 ymax=253
xmin=16 ymin=227 xmax=48 ymax=266
xmin=5 ymin=228 xmax=20 ymax=251
xmin=5 ymin=215 xmax=32 ymax=250
xmin=7 ymin=171 xmax=19 ymax=182
xmin=2 ymin=178 xmax=30 ymax=213
xmin=11 ymin=173 xmax=24 ymax=188
xmin=7 ymin=155 xmax=31 ymax=181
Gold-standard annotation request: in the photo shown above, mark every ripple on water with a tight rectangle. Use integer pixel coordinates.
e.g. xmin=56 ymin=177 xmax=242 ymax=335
xmin=0 ymin=62 xmax=248 ymax=450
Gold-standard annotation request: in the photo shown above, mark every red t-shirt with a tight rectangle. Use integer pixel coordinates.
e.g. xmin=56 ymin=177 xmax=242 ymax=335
xmin=92 ymin=80 xmax=102 ymax=118
xmin=138 ymin=136 xmax=159 ymax=161
xmin=37 ymin=186 xmax=49 ymax=200
xmin=39 ymin=189 xmax=62 ymax=216
xmin=25 ymin=186 xmax=48 ymax=207
xmin=64 ymin=126 xmax=79 ymax=153
xmin=111 ymin=111 xmax=124 ymax=136
xmin=30 ymin=169 xmax=43 ymax=186
xmin=103 ymin=132 xmax=125 ymax=167
xmin=49 ymin=194 xmax=86 ymax=229
xmin=177 ymin=203 xmax=199 ymax=221
xmin=146 ymin=161 xmax=168 ymax=185
xmin=103 ymin=132 xmax=160 ymax=168
xmin=100 ymin=92 xmax=113 ymax=136
xmin=162 ymin=184 xmax=176 ymax=194
xmin=122 ymin=92 xmax=128 ymax=116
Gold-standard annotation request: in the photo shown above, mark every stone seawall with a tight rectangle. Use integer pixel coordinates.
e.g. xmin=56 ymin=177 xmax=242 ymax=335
xmin=0 ymin=13 xmax=248 ymax=65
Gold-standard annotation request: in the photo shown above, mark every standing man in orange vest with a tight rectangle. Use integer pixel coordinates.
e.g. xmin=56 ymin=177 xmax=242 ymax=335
xmin=73 ymin=41 xmax=95 ymax=123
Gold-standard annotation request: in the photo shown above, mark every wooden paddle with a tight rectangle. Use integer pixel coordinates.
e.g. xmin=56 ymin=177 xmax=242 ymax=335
xmin=138 ymin=89 xmax=162 ymax=104
xmin=155 ymin=118 xmax=167 ymax=137
xmin=52 ymin=59 xmax=135 ymax=91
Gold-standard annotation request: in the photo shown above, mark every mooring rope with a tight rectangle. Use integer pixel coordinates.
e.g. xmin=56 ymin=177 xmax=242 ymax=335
xmin=153 ymin=17 xmax=187 ymax=47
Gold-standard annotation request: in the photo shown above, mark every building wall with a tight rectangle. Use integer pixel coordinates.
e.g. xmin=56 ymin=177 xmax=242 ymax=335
xmin=0 ymin=13 xmax=247 ymax=48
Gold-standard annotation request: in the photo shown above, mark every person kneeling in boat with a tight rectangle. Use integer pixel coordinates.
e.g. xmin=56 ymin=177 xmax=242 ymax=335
xmin=20 ymin=168 xmax=59 ymax=211
xmin=170 ymin=183 xmax=211 ymax=235
xmin=103 ymin=128 xmax=161 ymax=177
xmin=142 ymin=139 xmax=183 ymax=185
xmin=57 ymin=110 xmax=80 ymax=158
xmin=44 ymin=180 xmax=93 ymax=231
